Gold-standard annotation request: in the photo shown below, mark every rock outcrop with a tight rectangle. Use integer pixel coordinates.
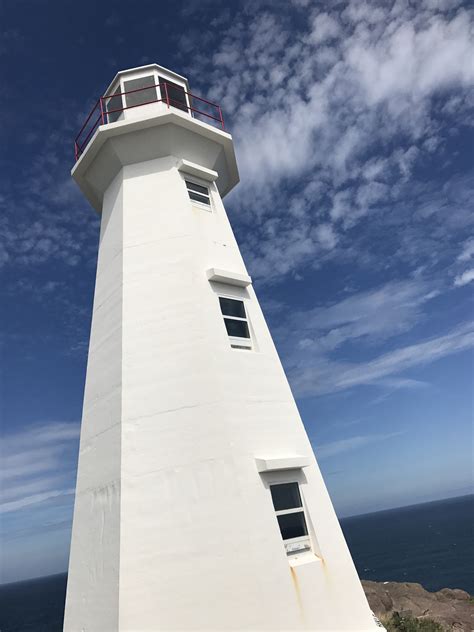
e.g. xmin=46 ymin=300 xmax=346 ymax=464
xmin=362 ymin=581 xmax=473 ymax=631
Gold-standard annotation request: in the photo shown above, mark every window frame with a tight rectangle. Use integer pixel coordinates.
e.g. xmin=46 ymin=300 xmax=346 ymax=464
xmin=269 ymin=482 xmax=312 ymax=556
xmin=218 ymin=295 xmax=252 ymax=349
xmin=184 ymin=177 xmax=212 ymax=210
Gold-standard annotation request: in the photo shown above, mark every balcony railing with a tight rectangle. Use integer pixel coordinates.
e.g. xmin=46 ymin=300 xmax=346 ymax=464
xmin=74 ymin=81 xmax=225 ymax=161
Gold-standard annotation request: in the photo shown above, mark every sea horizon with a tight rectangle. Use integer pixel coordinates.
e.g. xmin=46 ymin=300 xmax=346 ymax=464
xmin=340 ymin=490 xmax=474 ymax=519
xmin=1 ymin=494 xmax=472 ymax=631
xmin=1 ymin=493 xmax=472 ymax=588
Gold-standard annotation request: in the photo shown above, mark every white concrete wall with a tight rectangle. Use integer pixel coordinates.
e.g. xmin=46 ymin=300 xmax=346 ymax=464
xmin=66 ymin=147 xmax=378 ymax=630
xmin=64 ymin=174 xmax=123 ymax=632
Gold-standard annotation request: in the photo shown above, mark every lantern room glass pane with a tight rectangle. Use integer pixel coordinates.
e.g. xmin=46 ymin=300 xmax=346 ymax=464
xmin=270 ymin=483 xmax=302 ymax=511
xmin=123 ymin=76 xmax=157 ymax=108
xmin=159 ymin=76 xmax=188 ymax=112
xmin=106 ymin=86 xmax=123 ymax=123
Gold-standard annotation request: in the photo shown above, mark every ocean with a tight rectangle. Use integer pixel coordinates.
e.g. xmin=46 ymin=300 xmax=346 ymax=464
xmin=0 ymin=495 xmax=472 ymax=632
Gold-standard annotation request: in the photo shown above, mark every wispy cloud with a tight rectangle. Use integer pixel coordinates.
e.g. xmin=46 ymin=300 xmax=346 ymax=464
xmin=0 ymin=489 xmax=75 ymax=514
xmin=291 ymin=320 xmax=474 ymax=397
xmin=267 ymin=275 xmax=473 ymax=398
xmin=0 ymin=422 xmax=79 ymax=514
xmin=316 ymin=431 xmax=405 ymax=459
xmin=291 ymin=279 xmax=439 ymax=353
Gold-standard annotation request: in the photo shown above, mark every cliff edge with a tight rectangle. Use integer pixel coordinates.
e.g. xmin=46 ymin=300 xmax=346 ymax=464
xmin=362 ymin=581 xmax=473 ymax=631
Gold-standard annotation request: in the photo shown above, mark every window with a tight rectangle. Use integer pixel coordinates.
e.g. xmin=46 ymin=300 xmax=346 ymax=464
xmin=159 ymin=76 xmax=188 ymax=112
xmin=123 ymin=75 xmax=158 ymax=109
xmin=106 ymin=86 xmax=123 ymax=123
xmin=186 ymin=180 xmax=211 ymax=207
xmin=219 ymin=297 xmax=251 ymax=348
xmin=270 ymin=482 xmax=311 ymax=556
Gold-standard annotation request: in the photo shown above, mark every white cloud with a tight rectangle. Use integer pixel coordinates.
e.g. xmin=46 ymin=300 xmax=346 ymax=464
xmin=0 ymin=422 xmax=79 ymax=512
xmin=458 ymin=238 xmax=474 ymax=262
xmin=291 ymin=320 xmax=474 ymax=396
xmin=316 ymin=431 xmax=405 ymax=459
xmin=183 ymin=2 xmax=474 ymax=284
xmin=314 ymin=223 xmax=338 ymax=250
xmin=347 ymin=12 xmax=474 ymax=105
xmin=266 ymin=277 xmax=474 ymax=398
xmin=309 ymin=13 xmax=341 ymax=45
xmin=454 ymin=269 xmax=474 ymax=287
xmin=291 ymin=279 xmax=438 ymax=352
xmin=0 ymin=489 xmax=75 ymax=514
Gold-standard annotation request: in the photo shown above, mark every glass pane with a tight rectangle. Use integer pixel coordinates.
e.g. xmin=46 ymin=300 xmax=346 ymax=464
xmin=270 ymin=483 xmax=302 ymax=511
xmin=106 ymin=86 xmax=123 ymax=123
xmin=159 ymin=76 xmax=188 ymax=112
xmin=219 ymin=297 xmax=246 ymax=318
xmin=224 ymin=318 xmax=250 ymax=339
xmin=124 ymin=76 xmax=157 ymax=108
xmin=188 ymin=191 xmax=210 ymax=205
xmin=277 ymin=511 xmax=308 ymax=541
xmin=186 ymin=180 xmax=209 ymax=196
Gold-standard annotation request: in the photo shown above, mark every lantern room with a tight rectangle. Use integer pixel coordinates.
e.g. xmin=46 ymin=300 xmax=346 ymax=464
xmin=104 ymin=65 xmax=191 ymax=124
xmin=74 ymin=63 xmax=225 ymax=162
xmin=72 ymin=63 xmax=237 ymax=213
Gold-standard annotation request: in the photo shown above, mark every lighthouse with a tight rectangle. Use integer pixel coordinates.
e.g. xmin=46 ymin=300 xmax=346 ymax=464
xmin=64 ymin=64 xmax=379 ymax=631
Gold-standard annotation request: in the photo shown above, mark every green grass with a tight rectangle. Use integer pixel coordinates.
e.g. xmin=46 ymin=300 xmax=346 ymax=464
xmin=382 ymin=612 xmax=444 ymax=632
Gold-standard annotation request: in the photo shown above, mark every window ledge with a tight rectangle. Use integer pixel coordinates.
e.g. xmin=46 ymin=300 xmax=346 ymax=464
xmin=207 ymin=268 xmax=252 ymax=287
xmin=255 ymin=456 xmax=312 ymax=472
xmin=177 ymin=159 xmax=218 ymax=182
xmin=289 ymin=553 xmax=322 ymax=568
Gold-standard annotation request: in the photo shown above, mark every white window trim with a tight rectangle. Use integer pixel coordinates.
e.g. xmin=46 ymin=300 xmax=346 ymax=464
xmin=184 ymin=176 xmax=213 ymax=211
xmin=219 ymin=295 xmax=252 ymax=349
xmin=270 ymin=482 xmax=313 ymax=558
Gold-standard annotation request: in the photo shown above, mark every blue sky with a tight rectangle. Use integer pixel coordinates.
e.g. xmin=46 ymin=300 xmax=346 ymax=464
xmin=0 ymin=0 xmax=473 ymax=584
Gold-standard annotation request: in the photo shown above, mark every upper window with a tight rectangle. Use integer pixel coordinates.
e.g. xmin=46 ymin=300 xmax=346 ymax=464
xmin=186 ymin=180 xmax=211 ymax=207
xmin=270 ymin=482 xmax=311 ymax=556
xmin=219 ymin=297 xmax=251 ymax=347
xmin=123 ymin=75 xmax=158 ymax=109
xmin=159 ymin=76 xmax=188 ymax=112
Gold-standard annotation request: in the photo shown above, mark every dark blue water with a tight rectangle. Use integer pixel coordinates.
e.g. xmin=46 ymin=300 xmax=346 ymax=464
xmin=0 ymin=573 xmax=66 ymax=632
xmin=0 ymin=495 xmax=472 ymax=632
xmin=341 ymin=494 xmax=474 ymax=593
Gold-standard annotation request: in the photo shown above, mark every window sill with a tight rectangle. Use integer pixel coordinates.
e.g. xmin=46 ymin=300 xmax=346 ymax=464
xmin=191 ymin=201 xmax=212 ymax=212
xmin=288 ymin=552 xmax=322 ymax=568
xmin=229 ymin=335 xmax=252 ymax=350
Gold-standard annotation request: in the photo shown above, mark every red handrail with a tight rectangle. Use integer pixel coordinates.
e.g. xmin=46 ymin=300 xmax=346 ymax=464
xmin=74 ymin=81 xmax=225 ymax=161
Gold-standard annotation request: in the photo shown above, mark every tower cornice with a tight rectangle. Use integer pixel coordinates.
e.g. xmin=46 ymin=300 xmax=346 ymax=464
xmin=72 ymin=108 xmax=239 ymax=212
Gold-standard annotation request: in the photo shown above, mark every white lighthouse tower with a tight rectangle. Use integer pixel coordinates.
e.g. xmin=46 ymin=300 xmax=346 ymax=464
xmin=64 ymin=64 xmax=379 ymax=632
